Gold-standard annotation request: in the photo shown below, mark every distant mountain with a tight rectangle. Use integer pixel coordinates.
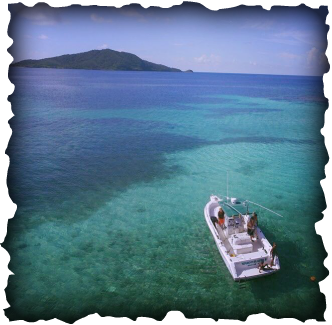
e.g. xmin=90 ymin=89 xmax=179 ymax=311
xmin=12 ymin=49 xmax=185 ymax=72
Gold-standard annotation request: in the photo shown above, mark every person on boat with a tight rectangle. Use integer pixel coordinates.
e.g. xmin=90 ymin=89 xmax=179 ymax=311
xmin=218 ymin=208 xmax=225 ymax=228
xmin=270 ymin=242 xmax=278 ymax=267
xmin=247 ymin=218 xmax=255 ymax=241
xmin=210 ymin=216 xmax=218 ymax=229
xmin=258 ymin=261 xmax=272 ymax=273
xmin=252 ymin=212 xmax=258 ymax=237
xmin=252 ymin=212 xmax=258 ymax=227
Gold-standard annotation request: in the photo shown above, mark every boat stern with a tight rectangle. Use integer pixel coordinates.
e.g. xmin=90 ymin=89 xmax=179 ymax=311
xmin=233 ymin=256 xmax=280 ymax=281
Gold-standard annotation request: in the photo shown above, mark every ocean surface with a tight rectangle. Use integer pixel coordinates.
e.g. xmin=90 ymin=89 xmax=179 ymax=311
xmin=4 ymin=68 xmax=328 ymax=322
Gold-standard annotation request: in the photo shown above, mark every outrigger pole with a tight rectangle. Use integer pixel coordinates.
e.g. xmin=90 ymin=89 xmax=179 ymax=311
xmin=226 ymin=171 xmax=229 ymax=201
xmin=246 ymin=200 xmax=284 ymax=218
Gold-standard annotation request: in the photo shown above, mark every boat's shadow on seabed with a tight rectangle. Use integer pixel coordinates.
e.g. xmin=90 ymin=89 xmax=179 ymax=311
xmin=246 ymin=225 xmax=327 ymax=319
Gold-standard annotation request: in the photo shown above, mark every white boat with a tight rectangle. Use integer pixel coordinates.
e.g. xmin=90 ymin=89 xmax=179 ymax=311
xmin=204 ymin=195 xmax=281 ymax=281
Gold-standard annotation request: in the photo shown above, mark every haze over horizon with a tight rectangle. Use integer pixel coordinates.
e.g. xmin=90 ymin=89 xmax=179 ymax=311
xmin=9 ymin=3 xmax=329 ymax=76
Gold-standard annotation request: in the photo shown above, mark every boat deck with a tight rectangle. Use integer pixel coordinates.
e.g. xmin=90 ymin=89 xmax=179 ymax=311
xmin=236 ymin=266 xmax=277 ymax=281
xmin=213 ymin=205 xmax=266 ymax=254
xmin=215 ymin=224 xmax=265 ymax=256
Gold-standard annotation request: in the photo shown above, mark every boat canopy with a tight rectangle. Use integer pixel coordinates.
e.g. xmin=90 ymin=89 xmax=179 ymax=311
xmin=220 ymin=199 xmax=253 ymax=216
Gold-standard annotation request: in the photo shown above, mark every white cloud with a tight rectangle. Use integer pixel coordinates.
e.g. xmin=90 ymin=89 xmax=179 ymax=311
xmin=97 ymin=44 xmax=109 ymax=50
xmin=172 ymin=42 xmax=193 ymax=47
xmin=20 ymin=5 xmax=61 ymax=25
xmin=307 ymin=47 xmax=319 ymax=65
xmin=306 ymin=47 xmax=329 ymax=75
xmin=264 ymin=30 xmax=325 ymax=49
xmin=242 ymin=20 xmax=274 ymax=30
xmin=38 ymin=34 xmax=48 ymax=40
xmin=194 ymin=54 xmax=221 ymax=64
xmin=120 ymin=8 xmax=146 ymax=22
xmin=90 ymin=13 xmax=112 ymax=24
xmin=279 ymin=52 xmax=301 ymax=60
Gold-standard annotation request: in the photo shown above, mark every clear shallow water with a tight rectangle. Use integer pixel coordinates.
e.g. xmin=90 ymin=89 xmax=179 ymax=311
xmin=5 ymin=68 xmax=328 ymax=322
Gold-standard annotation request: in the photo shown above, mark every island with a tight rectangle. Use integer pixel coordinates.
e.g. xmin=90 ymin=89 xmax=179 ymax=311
xmin=11 ymin=49 xmax=188 ymax=72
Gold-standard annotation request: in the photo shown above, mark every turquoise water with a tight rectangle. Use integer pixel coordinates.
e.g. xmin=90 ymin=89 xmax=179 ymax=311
xmin=4 ymin=69 xmax=328 ymax=322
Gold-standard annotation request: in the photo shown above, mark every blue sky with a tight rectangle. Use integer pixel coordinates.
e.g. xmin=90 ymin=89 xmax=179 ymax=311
xmin=9 ymin=3 xmax=329 ymax=76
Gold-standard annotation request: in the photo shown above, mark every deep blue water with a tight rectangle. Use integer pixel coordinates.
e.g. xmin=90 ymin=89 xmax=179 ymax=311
xmin=4 ymin=68 xmax=328 ymax=322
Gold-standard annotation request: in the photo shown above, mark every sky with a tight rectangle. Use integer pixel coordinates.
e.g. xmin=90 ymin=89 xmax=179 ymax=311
xmin=8 ymin=3 xmax=329 ymax=76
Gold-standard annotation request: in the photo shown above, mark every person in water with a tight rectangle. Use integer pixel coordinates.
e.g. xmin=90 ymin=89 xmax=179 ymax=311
xmin=218 ymin=208 xmax=225 ymax=228
xmin=270 ymin=242 xmax=277 ymax=267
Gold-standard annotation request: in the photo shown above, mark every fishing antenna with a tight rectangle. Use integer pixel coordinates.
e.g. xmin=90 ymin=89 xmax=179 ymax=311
xmin=246 ymin=200 xmax=284 ymax=218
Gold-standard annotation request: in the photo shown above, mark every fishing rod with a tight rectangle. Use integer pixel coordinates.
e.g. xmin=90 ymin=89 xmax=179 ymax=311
xmin=246 ymin=200 xmax=284 ymax=218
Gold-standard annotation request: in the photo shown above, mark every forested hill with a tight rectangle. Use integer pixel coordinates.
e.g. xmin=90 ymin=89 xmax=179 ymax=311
xmin=12 ymin=49 xmax=184 ymax=72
